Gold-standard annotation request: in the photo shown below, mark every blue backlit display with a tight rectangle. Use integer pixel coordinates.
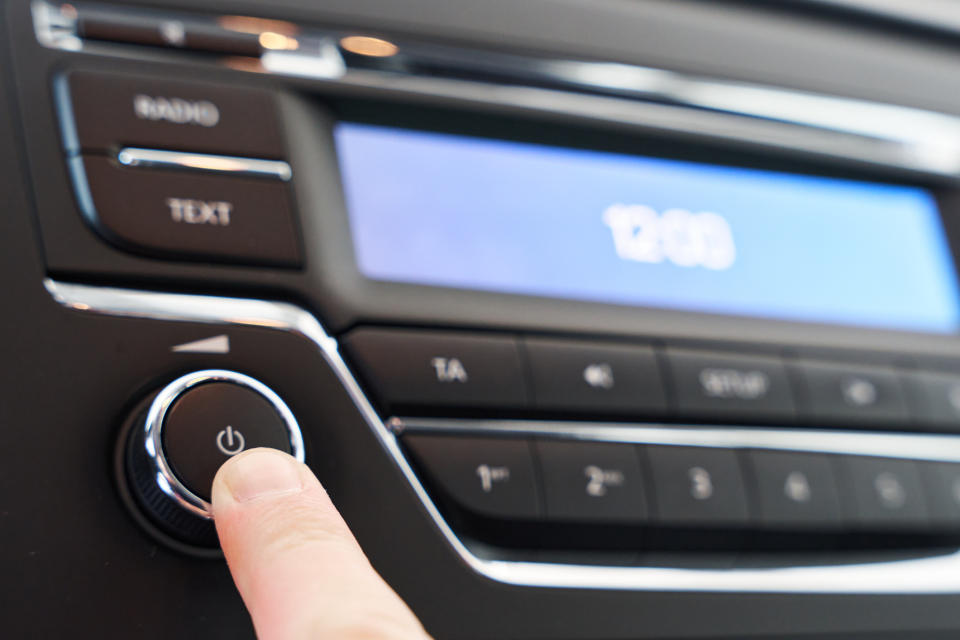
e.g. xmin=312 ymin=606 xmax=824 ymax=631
xmin=335 ymin=122 xmax=960 ymax=334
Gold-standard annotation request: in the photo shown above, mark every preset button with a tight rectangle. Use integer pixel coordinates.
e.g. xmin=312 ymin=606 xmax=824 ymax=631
xmin=536 ymin=440 xmax=649 ymax=523
xmin=841 ymin=457 xmax=929 ymax=528
xmin=646 ymin=445 xmax=751 ymax=526
xmin=918 ymin=462 xmax=960 ymax=528
xmin=747 ymin=450 xmax=844 ymax=528
xmin=403 ymin=434 xmax=540 ymax=520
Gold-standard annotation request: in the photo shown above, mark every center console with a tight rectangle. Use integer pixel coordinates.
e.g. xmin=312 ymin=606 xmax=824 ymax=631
xmin=7 ymin=0 xmax=960 ymax=637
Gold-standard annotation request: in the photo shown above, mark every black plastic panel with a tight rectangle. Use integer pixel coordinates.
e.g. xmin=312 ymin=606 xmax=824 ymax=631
xmin=8 ymin=0 xmax=960 ymax=638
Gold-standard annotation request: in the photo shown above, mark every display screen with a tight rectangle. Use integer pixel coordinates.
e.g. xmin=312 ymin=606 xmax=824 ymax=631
xmin=335 ymin=122 xmax=960 ymax=334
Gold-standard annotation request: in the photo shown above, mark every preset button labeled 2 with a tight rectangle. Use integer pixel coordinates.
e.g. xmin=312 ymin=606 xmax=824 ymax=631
xmin=75 ymin=156 xmax=301 ymax=266
xmin=342 ymin=328 xmax=527 ymax=409
xmin=402 ymin=435 xmax=540 ymax=519
xmin=536 ymin=440 xmax=649 ymax=522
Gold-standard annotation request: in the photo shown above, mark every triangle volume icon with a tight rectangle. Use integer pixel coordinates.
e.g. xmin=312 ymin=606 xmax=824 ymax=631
xmin=171 ymin=334 xmax=231 ymax=354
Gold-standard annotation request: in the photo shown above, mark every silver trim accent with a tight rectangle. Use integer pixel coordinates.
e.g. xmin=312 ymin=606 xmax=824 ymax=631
xmin=30 ymin=0 xmax=960 ymax=178
xmin=391 ymin=417 xmax=960 ymax=463
xmin=142 ymin=369 xmax=305 ymax=519
xmin=116 ymin=148 xmax=293 ymax=181
xmin=42 ymin=279 xmax=960 ymax=594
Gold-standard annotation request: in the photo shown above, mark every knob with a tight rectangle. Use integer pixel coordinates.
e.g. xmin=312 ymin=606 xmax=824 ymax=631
xmin=121 ymin=370 xmax=304 ymax=549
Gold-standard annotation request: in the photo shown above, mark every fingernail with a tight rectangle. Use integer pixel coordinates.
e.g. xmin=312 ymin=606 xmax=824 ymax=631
xmin=221 ymin=448 xmax=304 ymax=503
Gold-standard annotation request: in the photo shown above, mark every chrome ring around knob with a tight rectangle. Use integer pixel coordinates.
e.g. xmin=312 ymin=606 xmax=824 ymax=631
xmin=142 ymin=369 xmax=305 ymax=520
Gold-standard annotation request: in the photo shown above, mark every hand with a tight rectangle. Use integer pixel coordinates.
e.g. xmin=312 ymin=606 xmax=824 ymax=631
xmin=211 ymin=448 xmax=432 ymax=640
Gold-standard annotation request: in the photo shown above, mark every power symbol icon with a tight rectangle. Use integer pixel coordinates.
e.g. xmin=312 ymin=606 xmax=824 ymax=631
xmin=216 ymin=425 xmax=246 ymax=456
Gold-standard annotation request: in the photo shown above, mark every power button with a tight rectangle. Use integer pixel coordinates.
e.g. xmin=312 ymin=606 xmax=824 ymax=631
xmin=156 ymin=372 xmax=302 ymax=506
xmin=124 ymin=369 xmax=304 ymax=549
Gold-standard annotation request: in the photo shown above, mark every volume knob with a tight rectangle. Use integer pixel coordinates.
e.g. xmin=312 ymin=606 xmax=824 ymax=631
xmin=123 ymin=370 xmax=304 ymax=549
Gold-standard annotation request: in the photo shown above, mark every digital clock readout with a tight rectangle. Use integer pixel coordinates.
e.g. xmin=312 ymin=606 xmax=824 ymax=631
xmin=335 ymin=122 xmax=960 ymax=334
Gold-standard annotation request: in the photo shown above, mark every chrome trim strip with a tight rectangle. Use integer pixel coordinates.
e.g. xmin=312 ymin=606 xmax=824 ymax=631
xmin=117 ymin=148 xmax=293 ymax=181
xmin=391 ymin=417 xmax=960 ymax=463
xmin=31 ymin=0 xmax=960 ymax=178
xmin=143 ymin=369 xmax=305 ymax=519
xmin=42 ymin=279 xmax=960 ymax=594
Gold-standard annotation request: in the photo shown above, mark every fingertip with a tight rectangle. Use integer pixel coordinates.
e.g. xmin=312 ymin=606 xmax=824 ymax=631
xmin=212 ymin=447 xmax=305 ymax=507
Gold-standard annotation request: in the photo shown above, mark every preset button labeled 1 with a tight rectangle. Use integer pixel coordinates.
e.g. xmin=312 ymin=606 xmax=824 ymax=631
xmin=402 ymin=434 xmax=540 ymax=520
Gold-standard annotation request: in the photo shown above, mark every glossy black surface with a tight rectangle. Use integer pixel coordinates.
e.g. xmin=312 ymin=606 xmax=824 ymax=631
xmin=7 ymin=0 xmax=960 ymax=638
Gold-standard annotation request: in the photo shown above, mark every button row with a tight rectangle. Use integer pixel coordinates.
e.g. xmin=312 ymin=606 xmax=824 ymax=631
xmin=403 ymin=433 xmax=960 ymax=534
xmin=343 ymin=327 xmax=960 ymax=429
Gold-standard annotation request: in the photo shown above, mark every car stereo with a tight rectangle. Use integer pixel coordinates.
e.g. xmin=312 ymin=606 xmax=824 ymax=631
xmin=13 ymin=1 xmax=960 ymax=637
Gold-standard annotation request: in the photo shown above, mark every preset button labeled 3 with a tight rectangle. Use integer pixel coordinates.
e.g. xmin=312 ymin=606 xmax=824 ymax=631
xmin=646 ymin=445 xmax=751 ymax=526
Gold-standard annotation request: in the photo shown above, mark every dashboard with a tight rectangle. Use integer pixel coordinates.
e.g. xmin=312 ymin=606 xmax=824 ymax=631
xmin=5 ymin=0 xmax=960 ymax=638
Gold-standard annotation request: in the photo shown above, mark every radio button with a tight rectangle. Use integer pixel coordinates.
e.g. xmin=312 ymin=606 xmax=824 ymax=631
xmin=901 ymin=371 xmax=960 ymax=430
xmin=746 ymin=451 xmax=844 ymax=528
xmin=645 ymin=445 xmax=751 ymax=526
xmin=665 ymin=349 xmax=796 ymax=421
xmin=840 ymin=457 xmax=929 ymax=528
xmin=795 ymin=361 xmax=908 ymax=426
xmin=342 ymin=328 xmax=527 ymax=410
xmin=59 ymin=71 xmax=285 ymax=158
xmin=74 ymin=156 xmax=301 ymax=265
xmin=524 ymin=338 xmax=666 ymax=416
xmin=403 ymin=434 xmax=540 ymax=520
xmin=535 ymin=440 xmax=649 ymax=523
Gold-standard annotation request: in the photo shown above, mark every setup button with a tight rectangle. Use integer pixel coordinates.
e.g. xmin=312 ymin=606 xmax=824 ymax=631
xmin=664 ymin=349 xmax=796 ymax=420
